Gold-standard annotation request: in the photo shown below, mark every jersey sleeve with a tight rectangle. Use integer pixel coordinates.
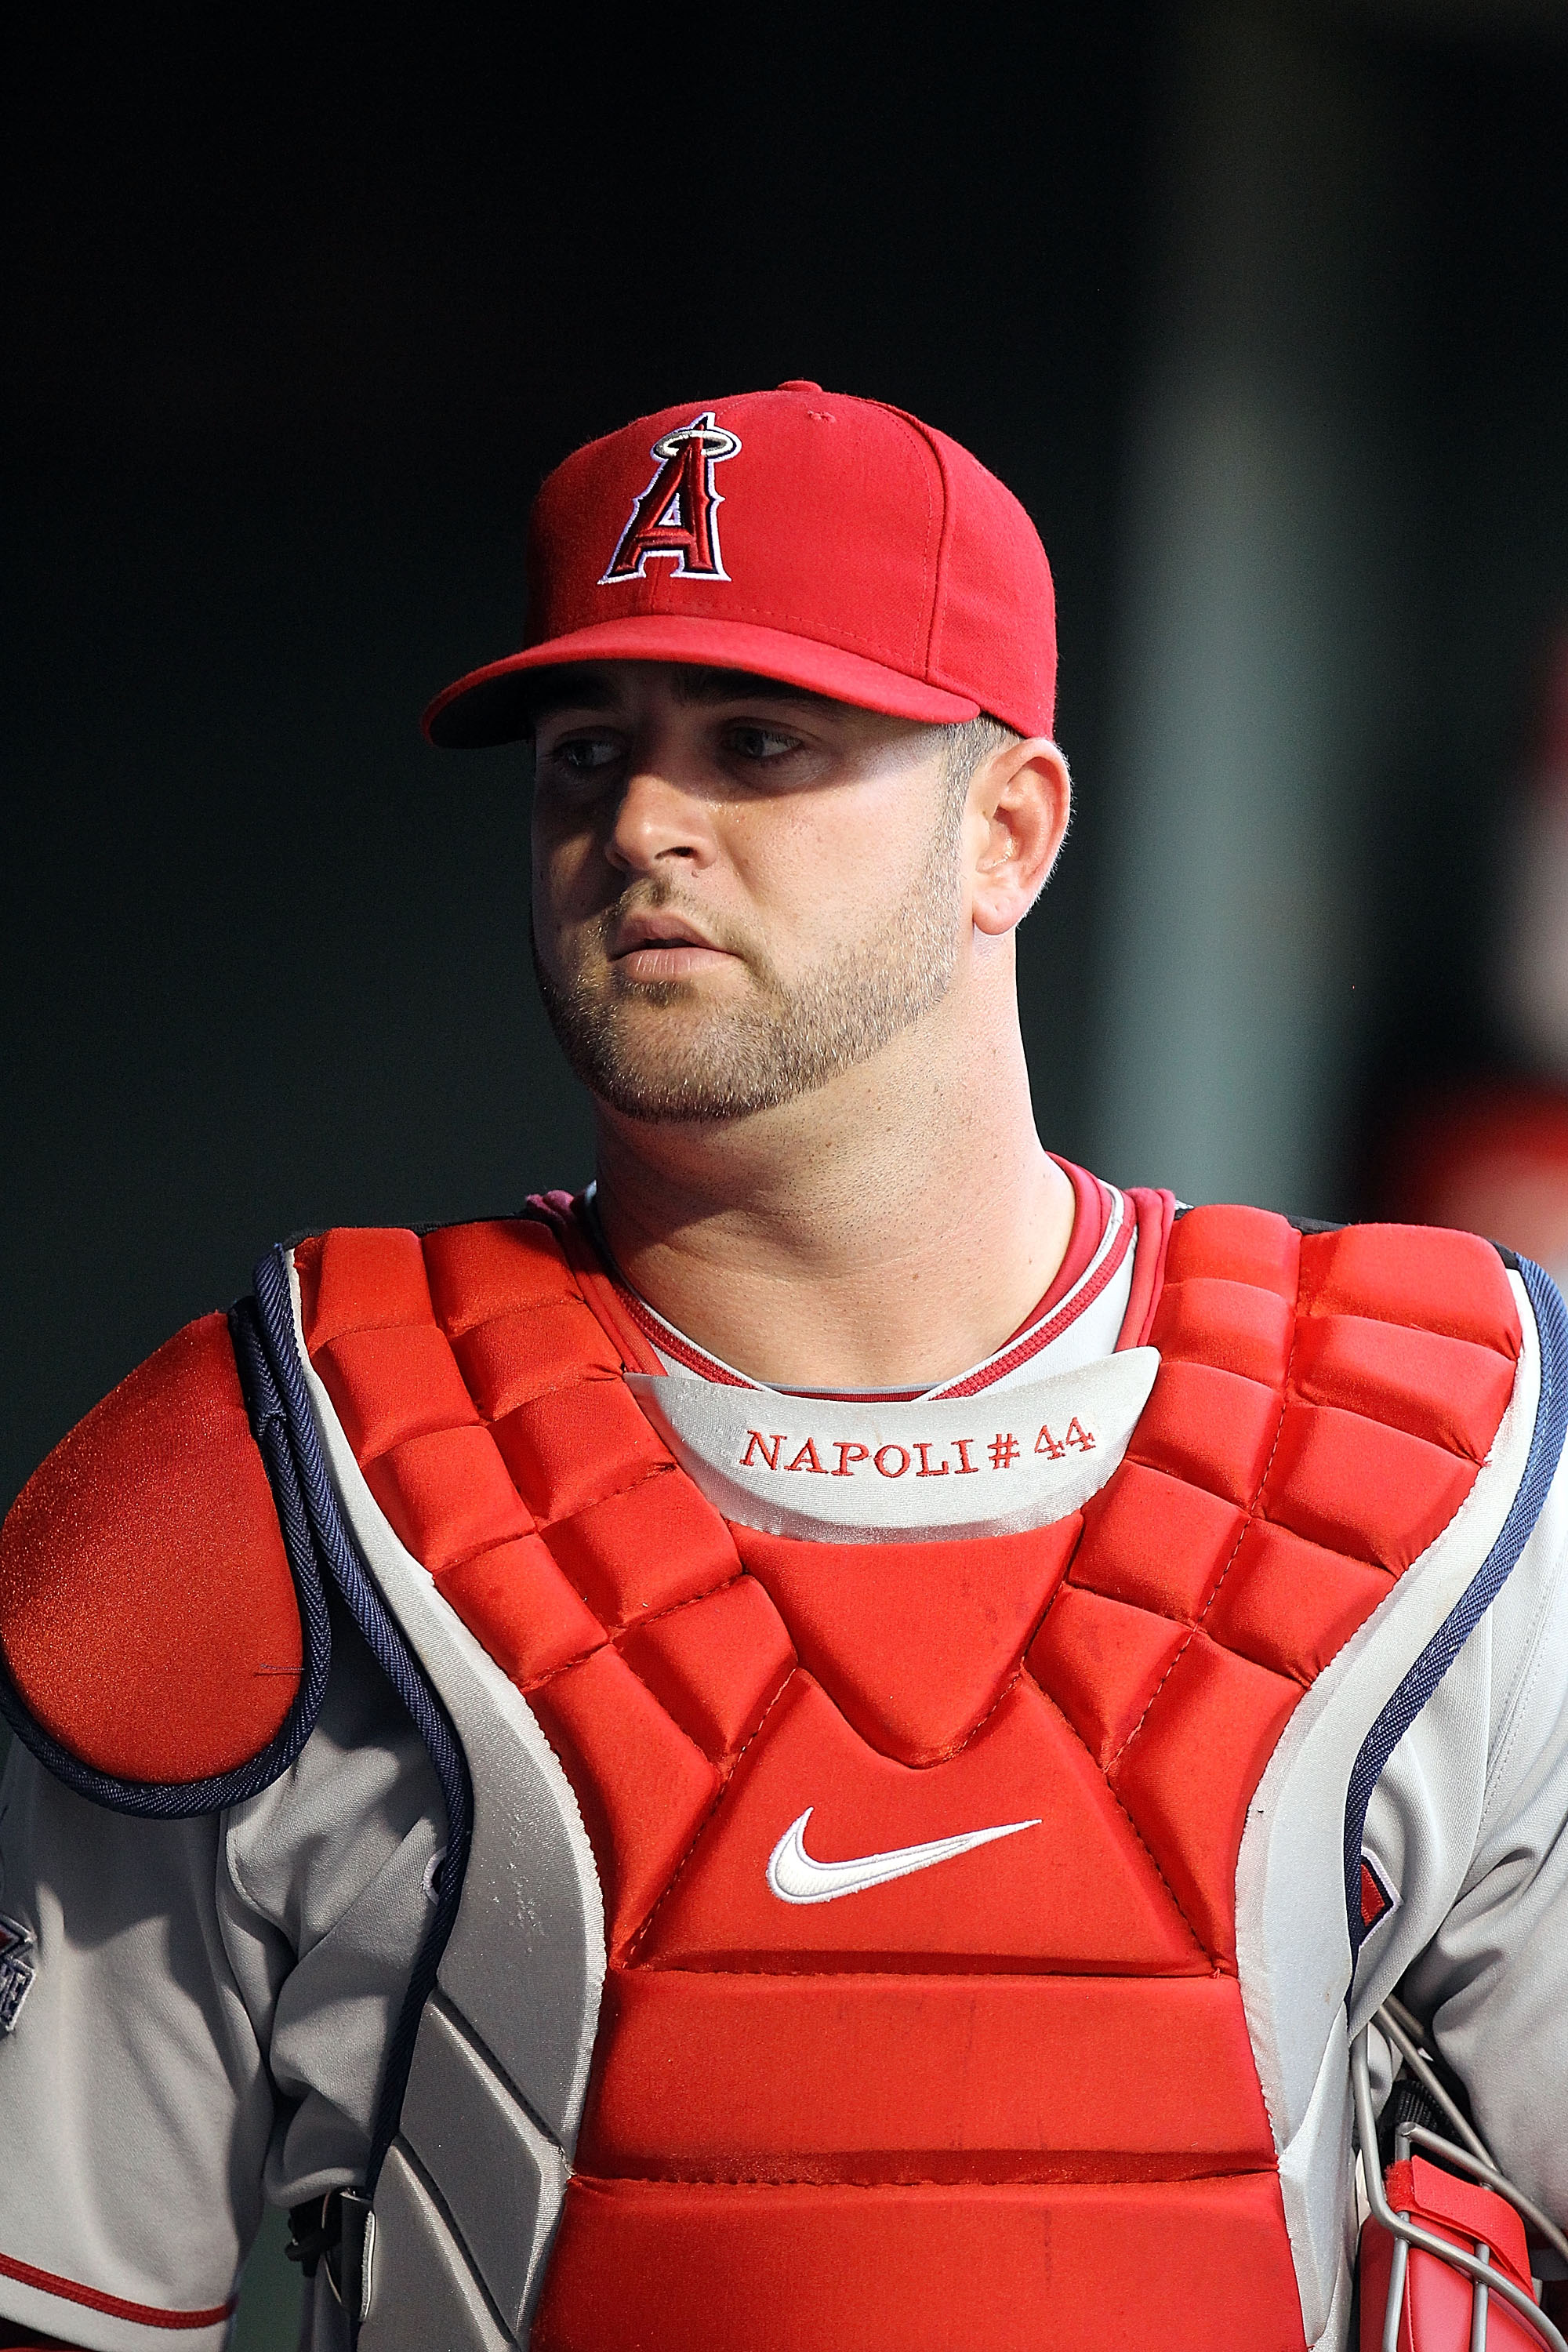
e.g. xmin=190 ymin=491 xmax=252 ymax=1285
xmin=0 ymin=1602 xmax=443 ymax=2352
xmin=1400 ymin=1442 xmax=1568 ymax=2213
xmin=1352 ymin=1308 xmax=1568 ymax=2220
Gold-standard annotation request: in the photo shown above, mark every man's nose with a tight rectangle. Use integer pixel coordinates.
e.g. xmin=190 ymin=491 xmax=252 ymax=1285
xmin=604 ymin=761 xmax=717 ymax=875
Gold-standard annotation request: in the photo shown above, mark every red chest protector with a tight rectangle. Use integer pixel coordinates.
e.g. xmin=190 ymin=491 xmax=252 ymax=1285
xmin=295 ymin=1203 xmax=1521 ymax=2352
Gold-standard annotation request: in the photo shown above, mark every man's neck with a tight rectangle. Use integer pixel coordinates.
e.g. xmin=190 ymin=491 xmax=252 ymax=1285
xmin=590 ymin=987 xmax=1074 ymax=1392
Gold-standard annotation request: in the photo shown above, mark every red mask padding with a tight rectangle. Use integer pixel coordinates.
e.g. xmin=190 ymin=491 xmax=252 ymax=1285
xmin=1358 ymin=2153 xmax=1541 ymax=2350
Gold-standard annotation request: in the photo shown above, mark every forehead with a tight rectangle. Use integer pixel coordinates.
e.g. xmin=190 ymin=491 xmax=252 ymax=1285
xmin=523 ymin=662 xmax=855 ymax=726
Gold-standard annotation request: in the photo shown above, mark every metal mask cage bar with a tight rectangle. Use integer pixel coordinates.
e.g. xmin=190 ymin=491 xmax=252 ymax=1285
xmin=1351 ymin=2009 xmax=1567 ymax=2352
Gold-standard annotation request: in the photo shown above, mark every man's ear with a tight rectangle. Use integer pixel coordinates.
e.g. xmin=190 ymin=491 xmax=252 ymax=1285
xmin=968 ymin=739 xmax=1072 ymax=936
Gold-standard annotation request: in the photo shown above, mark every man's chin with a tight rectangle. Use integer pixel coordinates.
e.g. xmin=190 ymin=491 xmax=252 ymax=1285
xmin=573 ymin=1033 xmax=802 ymax=1127
xmin=581 ymin=988 xmax=865 ymax=1122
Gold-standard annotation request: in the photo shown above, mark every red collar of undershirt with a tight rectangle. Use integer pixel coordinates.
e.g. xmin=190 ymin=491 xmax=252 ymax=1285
xmin=1004 ymin=1156 xmax=1112 ymax=1341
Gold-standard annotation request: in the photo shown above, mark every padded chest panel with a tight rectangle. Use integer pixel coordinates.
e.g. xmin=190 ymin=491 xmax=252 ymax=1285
xmin=1027 ymin=1207 xmax=1518 ymax=1961
xmin=732 ymin=1519 xmax=1081 ymax=1764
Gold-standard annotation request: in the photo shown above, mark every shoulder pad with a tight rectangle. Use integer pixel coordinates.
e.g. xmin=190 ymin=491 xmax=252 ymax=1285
xmin=0 ymin=1309 xmax=326 ymax=1809
xmin=1168 ymin=1205 xmax=1523 ymax=1356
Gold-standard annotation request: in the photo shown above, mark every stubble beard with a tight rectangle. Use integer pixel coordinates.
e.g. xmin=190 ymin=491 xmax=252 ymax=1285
xmin=532 ymin=808 xmax=964 ymax=1124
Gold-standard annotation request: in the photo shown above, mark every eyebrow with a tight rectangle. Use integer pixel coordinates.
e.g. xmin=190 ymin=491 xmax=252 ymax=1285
xmin=523 ymin=665 xmax=831 ymax=726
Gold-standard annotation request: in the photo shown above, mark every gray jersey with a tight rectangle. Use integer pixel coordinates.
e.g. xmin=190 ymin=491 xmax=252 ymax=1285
xmin=0 ymin=1599 xmax=441 ymax=2351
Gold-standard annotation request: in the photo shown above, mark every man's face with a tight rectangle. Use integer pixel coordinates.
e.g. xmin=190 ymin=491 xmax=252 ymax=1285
xmin=528 ymin=662 xmax=966 ymax=1123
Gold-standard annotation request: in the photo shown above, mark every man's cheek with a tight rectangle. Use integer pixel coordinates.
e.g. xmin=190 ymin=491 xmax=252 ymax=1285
xmin=528 ymin=879 xmax=590 ymax=985
xmin=533 ymin=844 xmax=598 ymax=940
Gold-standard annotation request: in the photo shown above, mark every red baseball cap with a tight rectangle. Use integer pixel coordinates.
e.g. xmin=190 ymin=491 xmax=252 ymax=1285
xmin=423 ymin=383 xmax=1056 ymax=748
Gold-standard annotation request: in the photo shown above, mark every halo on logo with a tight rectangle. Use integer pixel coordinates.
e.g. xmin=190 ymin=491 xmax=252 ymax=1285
xmin=648 ymin=417 xmax=741 ymax=466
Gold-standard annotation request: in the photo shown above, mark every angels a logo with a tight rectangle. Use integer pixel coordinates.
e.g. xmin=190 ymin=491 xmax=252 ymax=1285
xmin=600 ymin=411 xmax=742 ymax=585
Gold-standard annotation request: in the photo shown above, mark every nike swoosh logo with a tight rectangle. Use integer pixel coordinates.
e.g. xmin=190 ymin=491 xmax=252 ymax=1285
xmin=765 ymin=1806 xmax=1041 ymax=1905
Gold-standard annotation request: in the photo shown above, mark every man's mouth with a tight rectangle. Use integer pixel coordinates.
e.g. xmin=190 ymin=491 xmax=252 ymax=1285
xmin=608 ymin=909 xmax=741 ymax=981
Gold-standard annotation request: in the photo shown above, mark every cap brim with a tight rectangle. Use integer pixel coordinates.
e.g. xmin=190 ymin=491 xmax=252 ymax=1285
xmin=423 ymin=615 xmax=981 ymax=747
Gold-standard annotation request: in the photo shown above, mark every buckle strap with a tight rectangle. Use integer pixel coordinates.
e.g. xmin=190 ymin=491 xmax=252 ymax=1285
xmin=286 ymin=2190 xmax=376 ymax=2328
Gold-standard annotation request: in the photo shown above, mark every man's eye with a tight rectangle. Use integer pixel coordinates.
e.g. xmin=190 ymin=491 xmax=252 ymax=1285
xmin=548 ymin=736 xmax=621 ymax=772
xmin=729 ymin=724 xmax=800 ymax=761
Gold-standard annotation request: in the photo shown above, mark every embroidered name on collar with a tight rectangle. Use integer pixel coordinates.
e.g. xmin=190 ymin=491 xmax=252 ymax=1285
xmin=627 ymin=1348 xmax=1159 ymax=1542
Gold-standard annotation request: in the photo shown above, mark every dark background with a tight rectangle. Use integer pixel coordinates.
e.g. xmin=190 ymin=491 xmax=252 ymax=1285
xmin=5 ymin=8 xmax=1156 ymax=1504
xmin=4 ymin=5 xmax=1567 ymax=2329
xmin=10 ymin=6 xmax=1568 ymax=1510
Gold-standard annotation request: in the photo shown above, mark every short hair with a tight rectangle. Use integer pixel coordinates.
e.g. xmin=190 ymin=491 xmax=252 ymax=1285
xmin=941 ymin=713 xmax=1024 ymax=801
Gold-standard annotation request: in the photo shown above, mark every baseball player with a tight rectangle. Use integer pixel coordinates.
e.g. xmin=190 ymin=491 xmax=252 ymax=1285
xmin=2 ymin=385 xmax=1565 ymax=2351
